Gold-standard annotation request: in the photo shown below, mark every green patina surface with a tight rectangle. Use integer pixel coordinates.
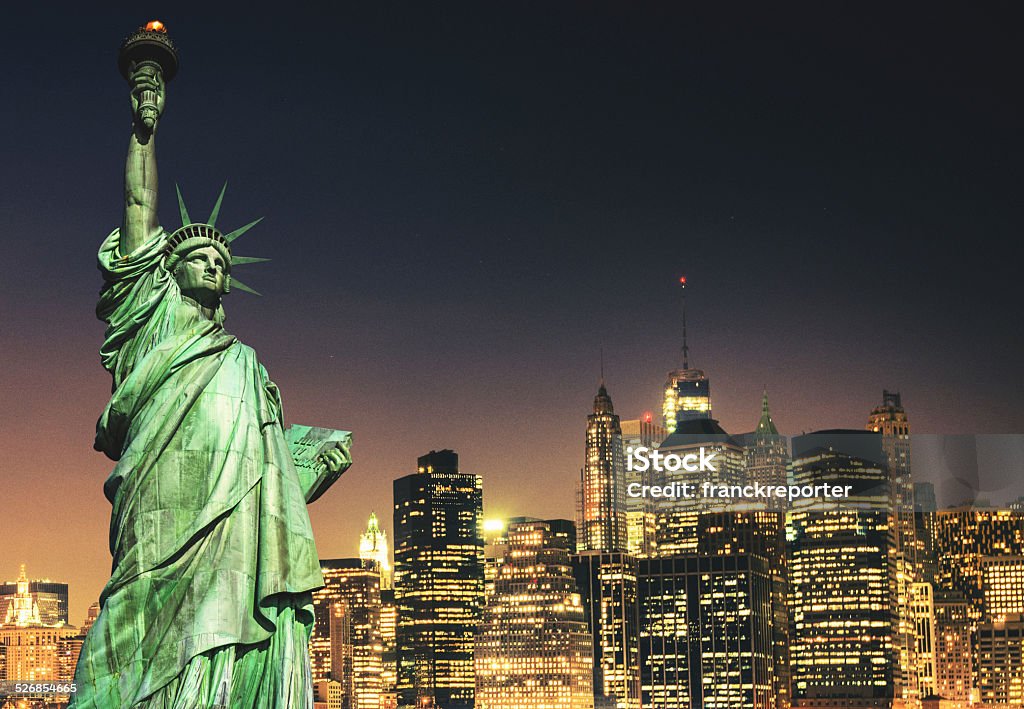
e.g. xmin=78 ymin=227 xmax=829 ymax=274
xmin=71 ymin=26 xmax=350 ymax=708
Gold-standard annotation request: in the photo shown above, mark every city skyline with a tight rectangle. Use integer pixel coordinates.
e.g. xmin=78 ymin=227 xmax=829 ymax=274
xmin=2 ymin=5 xmax=1023 ymax=631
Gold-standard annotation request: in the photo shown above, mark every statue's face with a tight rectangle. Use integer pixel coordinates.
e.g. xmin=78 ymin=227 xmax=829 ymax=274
xmin=174 ymin=245 xmax=228 ymax=307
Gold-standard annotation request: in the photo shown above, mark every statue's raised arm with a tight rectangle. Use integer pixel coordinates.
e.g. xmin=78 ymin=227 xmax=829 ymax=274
xmin=121 ymin=62 xmax=164 ymax=254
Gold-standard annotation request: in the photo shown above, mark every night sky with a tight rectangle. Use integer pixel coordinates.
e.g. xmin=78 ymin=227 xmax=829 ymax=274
xmin=1 ymin=4 xmax=1022 ymax=625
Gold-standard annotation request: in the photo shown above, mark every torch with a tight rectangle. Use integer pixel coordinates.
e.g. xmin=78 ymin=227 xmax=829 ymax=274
xmin=118 ymin=20 xmax=179 ymax=129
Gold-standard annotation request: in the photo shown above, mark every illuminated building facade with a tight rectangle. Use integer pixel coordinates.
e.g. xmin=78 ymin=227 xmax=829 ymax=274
xmin=976 ymin=613 xmax=1024 ymax=706
xmin=476 ymin=519 xmax=593 ymax=709
xmin=0 ymin=624 xmax=81 ymax=683
xmin=653 ymin=418 xmax=744 ymax=556
xmin=981 ymin=554 xmax=1024 ymax=618
xmin=740 ymin=392 xmax=789 ymax=512
xmin=0 ymin=565 xmax=69 ymax=627
xmin=914 ymin=482 xmax=939 ymax=582
xmin=662 ymin=368 xmax=710 ymax=434
xmin=360 ymin=512 xmax=393 ymax=591
xmin=932 ymin=595 xmax=972 ymax=706
xmin=909 ymin=582 xmax=937 ymax=699
xmin=621 ymin=415 xmax=666 ymax=558
xmin=866 ymin=390 xmax=919 ymax=704
xmin=394 ymin=449 xmax=484 ymax=709
xmin=572 ymin=551 xmax=640 ymax=709
xmin=0 ymin=566 xmax=79 ymax=704
xmin=698 ymin=510 xmax=790 ymax=709
xmin=311 ymin=558 xmax=384 ymax=709
xmin=787 ymin=431 xmax=901 ymax=708
xmin=932 ymin=507 xmax=1024 ymax=621
xmin=379 ymin=588 xmax=397 ymax=707
xmin=638 ymin=553 xmax=776 ymax=709
xmin=483 ymin=519 xmax=512 ymax=600
xmin=578 ymin=384 xmax=627 ymax=553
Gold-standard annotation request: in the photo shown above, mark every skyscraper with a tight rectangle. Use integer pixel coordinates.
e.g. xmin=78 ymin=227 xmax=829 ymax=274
xmin=662 ymin=369 xmax=711 ymax=434
xmin=310 ymin=558 xmax=384 ymax=709
xmin=0 ymin=565 xmax=69 ymax=627
xmin=976 ymin=614 xmax=1024 ymax=706
xmin=621 ymin=415 xmax=666 ymax=558
xmin=572 ymin=551 xmax=641 ymax=709
xmin=741 ymin=391 xmax=789 ymax=511
xmin=914 ymin=482 xmax=939 ymax=582
xmin=697 ymin=510 xmax=790 ymax=709
xmin=932 ymin=595 xmax=972 ymax=706
xmin=476 ymin=519 xmax=594 ymax=709
xmin=931 ymin=506 xmax=1024 ymax=621
xmin=653 ymin=418 xmax=744 ymax=557
xmin=357 ymin=512 xmax=398 ymax=706
xmin=393 ymin=450 xmax=484 ymax=709
xmin=0 ymin=566 xmax=79 ymax=703
xmin=866 ymin=390 xmax=919 ymax=704
xmin=638 ymin=553 xmax=776 ymax=709
xmin=662 ymin=277 xmax=711 ymax=434
xmin=909 ymin=582 xmax=937 ymax=699
xmin=575 ymin=386 xmax=641 ymax=708
xmin=360 ymin=512 xmax=393 ymax=591
xmin=578 ymin=384 xmax=627 ymax=553
xmin=981 ymin=555 xmax=1024 ymax=617
xmin=787 ymin=430 xmax=901 ymax=708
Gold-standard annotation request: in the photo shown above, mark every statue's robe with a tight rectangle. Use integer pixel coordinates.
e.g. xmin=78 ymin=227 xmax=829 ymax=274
xmin=72 ymin=229 xmax=328 ymax=708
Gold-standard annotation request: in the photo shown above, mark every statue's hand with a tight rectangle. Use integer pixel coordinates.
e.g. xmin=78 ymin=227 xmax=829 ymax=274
xmin=129 ymin=61 xmax=166 ymax=132
xmin=318 ymin=444 xmax=352 ymax=476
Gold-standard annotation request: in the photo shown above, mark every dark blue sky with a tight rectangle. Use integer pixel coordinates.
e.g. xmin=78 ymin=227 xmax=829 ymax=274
xmin=1 ymin=3 xmax=1022 ymax=621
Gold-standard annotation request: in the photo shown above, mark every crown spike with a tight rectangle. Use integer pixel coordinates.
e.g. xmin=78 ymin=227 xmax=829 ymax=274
xmin=229 ymin=277 xmax=262 ymax=296
xmin=175 ymin=184 xmax=191 ymax=227
xmin=208 ymin=182 xmax=228 ymax=227
xmin=231 ymin=256 xmax=271 ymax=265
xmin=224 ymin=217 xmax=264 ymax=243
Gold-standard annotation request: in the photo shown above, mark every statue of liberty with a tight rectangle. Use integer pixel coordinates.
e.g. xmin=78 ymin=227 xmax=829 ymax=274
xmin=72 ymin=22 xmax=351 ymax=708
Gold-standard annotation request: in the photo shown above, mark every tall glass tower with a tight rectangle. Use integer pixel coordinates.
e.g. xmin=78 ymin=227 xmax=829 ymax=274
xmin=393 ymin=450 xmax=484 ymax=709
xmin=787 ymin=430 xmax=901 ymax=707
xmin=866 ymin=390 xmax=920 ymax=704
xmin=578 ymin=384 xmax=627 ymax=553
xmin=573 ymin=384 xmax=642 ymax=709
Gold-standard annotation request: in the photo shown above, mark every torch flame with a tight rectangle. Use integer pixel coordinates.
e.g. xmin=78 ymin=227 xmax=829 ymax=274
xmin=145 ymin=20 xmax=167 ymax=33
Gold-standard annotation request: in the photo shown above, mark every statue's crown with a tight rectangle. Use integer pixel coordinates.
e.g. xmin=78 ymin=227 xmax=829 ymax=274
xmin=164 ymin=183 xmax=268 ymax=295
xmin=164 ymin=223 xmax=231 ymax=272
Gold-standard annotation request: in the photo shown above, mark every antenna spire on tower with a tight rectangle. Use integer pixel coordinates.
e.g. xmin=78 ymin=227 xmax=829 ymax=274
xmin=679 ymin=275 xmax=689 ymax=368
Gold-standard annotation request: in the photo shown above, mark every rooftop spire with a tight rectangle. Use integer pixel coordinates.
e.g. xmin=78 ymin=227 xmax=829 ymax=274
xmin=593 ymin=381 xmax=614 ymax=414
xmin=679 ymin=275 xmax=689 ymax=368
xmin=755 ymin=389 xmax=779 ymax=436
